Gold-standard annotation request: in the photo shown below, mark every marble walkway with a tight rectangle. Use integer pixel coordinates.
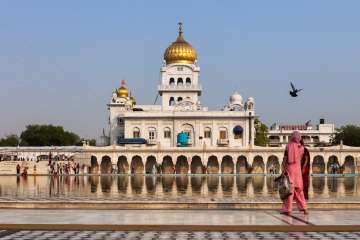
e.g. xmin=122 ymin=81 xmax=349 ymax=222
xmin=0 ymin=209 xmax=359 ymax=232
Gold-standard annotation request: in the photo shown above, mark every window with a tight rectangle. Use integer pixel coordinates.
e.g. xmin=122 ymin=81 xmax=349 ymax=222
xmin=177 ymin=78 xmax=183 ymax=85
xmin=133 ymin=127 xmax=140 ymax=138
xmin=219 ymin=127 xmax=228 ymax=139
xmin=233 ymin=125 xmax=243 ymax=139
xmin=117 ymin=117 xmax=124 ymax=126
xmin=177 ymin=67 xmax=183 ymax=71
xmin=177 ymin=97 xmax=183 ymax=102
xmin=169 ymin=78 xmax=175 ymax=85
xmin=169 ymin=97 xmax=175 ymax=106
xmin=204 ymin=127 xmax=211 ymax=138
xmin=164 ymin=128 xmax=171 ymax=139
xmin=148 ymin=127 xmax=156 ymax=140
xmin=186 ymin=77 xmax=191 ymax=85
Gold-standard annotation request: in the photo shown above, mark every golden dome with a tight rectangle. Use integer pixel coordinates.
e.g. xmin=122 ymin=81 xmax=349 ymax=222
xmin=116 ymin=80 xmax=129 ymax=98
xmin=164 ymin=23 xmax=197 ymax=64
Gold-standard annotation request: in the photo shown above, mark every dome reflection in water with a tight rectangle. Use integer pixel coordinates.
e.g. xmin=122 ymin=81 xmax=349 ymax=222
xmin=0 ymin=176 xmax=359 ymax=202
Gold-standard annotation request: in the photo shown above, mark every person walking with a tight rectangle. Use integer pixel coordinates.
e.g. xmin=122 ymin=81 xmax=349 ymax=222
xmin=300 ymin=139 xmax=310 ymax=200
xmin=281 ymin=131 xmax=308 ymax=215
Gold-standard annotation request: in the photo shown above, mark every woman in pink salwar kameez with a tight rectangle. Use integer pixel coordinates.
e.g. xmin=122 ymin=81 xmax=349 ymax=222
xmin=281 ymin=131 xmax=308 ymax=215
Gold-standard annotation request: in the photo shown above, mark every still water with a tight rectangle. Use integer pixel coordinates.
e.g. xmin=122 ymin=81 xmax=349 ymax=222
xmin=0 ymin=175 xmax=358 ymax=202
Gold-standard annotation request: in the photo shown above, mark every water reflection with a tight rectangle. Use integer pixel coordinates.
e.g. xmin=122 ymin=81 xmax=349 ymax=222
xmin=0 ymin=176 xmax=358 ymax=201
xmin=312 ymin=177 xmax=325 ymax=195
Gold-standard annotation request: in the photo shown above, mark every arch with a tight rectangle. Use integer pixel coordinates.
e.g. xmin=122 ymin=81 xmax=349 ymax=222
xmin=312 ymin=176 xmax=325 ymax=194
xmin=237 ymin=176 xmax=250 ymax=193
xmin=169 ymin=97 xmax=175 ymax=106
xmin=207 ymin=176 xmax=219 ymax=193
xmin=162 ymin=156 xmax=174 ymax=174
xmin=130 ymin=175 xmax=143 ymax=194
xmin=191 ymin=155 xmax=204 ymax=174
xmin=177 ymin=77 xmax=183 ymax=85
xmin=90 ymin=156 xmax=99 ymax=174
xmin=117 ymin=175 xmax=128 ymax=193
xmin=207 ymin=155 xmax=219 ymax=174
xmin=343 ymin=155 xmax=355 ymax=174
xmin=100 ymin=156 xmax=112 ymax=174
xmin=162 ymin=176 xmax=174 ymax=193
xmin=100 ymin=175 xmax=113 ymax=193
xmin=266 ymin=155 xmax=280 ymax=174
xmin=221 ymin=176 xmax=234 ymax=195
xmin=176 ymin=176 xmax=188 ymax=194
xmin=185 ymin=77 xmax=191 ymax=85
xmin=130 ymin=155 xmax=144 ymax=174
xmin=180 ymin=123 xmax=194 ymax=146
xmin=221 ymin=155 xmax=234 ymax=174
xmin=145 ymin=175 xmax=156 ymax=194
xmin=89 ymin=175 xmax=99 ymax=193
xmin=253 ymin=176 xmax=265 ymax=193
xmin=252 ymin=155 xmax=265 ymax=174
xmin=344 ymin=177 xmax=355 ymax=193
xmin=169 ymin=77 xmax=175 ymax=85
xmin=117 ymin=155 xmax=129 ymax=174
xmin=132 ymin=127 xmax=140 ymax=138
xmin=191 ymin=176 xmax=203 ymax=194
xmin=176 ymin=155 xmax=189 ymax=174
xmin=327 ymin=155 xmax=340 ymax=174
xmin=236 ymin=155 xmax=249 ymax=174
xmin=312 ymin=155 xmax=325 ymax=174
xmin=145 ymin=155 xmax=157 ymax=174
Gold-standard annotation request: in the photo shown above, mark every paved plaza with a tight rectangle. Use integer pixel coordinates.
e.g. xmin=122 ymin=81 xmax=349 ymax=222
xmin=0 ymin=230 xmax=360 ymax=240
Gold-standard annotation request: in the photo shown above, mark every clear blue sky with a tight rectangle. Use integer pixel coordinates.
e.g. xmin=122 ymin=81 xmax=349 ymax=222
xmin=0 ymin=0 xmax=359 ymax=139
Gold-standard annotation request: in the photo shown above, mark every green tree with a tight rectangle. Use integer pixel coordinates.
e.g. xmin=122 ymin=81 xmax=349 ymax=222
xmin=331 ymin=125 xmax=360 ymax=147
xmin=0 ymin=134 xmax=20 ymax=146
xmin=254 ymin=118 xmax=268 ymax=146
xmin=20 ymin=124 xmax=80 ymax=146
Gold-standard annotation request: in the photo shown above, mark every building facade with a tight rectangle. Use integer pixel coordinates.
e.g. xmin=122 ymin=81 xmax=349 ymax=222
xmin=267 ymin=119 xmax=336 ymax=147
xmin=108 ymin=23 xmax=255 ymax=149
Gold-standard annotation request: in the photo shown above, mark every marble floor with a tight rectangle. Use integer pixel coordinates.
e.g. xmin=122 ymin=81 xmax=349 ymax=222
xmin=0 ymin=230 xmax=359 ymax=240
xmin=0 ymin=209 xmax=358 ymax=226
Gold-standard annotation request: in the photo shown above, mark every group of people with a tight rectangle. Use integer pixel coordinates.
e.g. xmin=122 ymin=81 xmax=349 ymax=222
xmin=280 ymin=131 xmax=310 ymax=215
xmin=48 ymin=160 xmax=82 ymax=175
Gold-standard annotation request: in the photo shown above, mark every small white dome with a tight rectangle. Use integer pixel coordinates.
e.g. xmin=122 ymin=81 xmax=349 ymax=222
xmin=230 ymin=91 xmax=243 ymax=104
xmin=247 ymin=97 xmax=254 ymax=103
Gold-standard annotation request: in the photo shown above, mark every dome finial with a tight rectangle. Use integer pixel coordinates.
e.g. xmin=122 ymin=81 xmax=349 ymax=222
xmin=178 ymin=22 xmax=183 ymax=36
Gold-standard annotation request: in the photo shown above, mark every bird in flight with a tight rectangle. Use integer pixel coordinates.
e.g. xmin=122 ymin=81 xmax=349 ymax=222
xmin=289 ymin=82 xmax=302 ymax=97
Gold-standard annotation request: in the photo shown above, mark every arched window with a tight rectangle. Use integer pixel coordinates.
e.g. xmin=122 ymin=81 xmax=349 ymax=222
xmin=186 ymin=77 xmax=191 ymax=85
xmin=169 ymin=78 xmax=175 ymax=85
xmin=233 ymin=125 xmax=243 ymax=139
xmin=177 ymin=78 xmax=183 ymax=85
xmin=148 ymin=127 xmax=156 ymax=140
xmin=133 ymin=127 xmax=140 ymax=138
xmin=169 ymin=97 xmax=175 ymax=106
xmin=204 ymin=127 xmax=211 ymax=138
xmin=164 ymin=127 xmax=171 ymax=139
xmin=177 ymin=97 xmax=183 ymax=102
xmin=219 ymin=127 xmax=228 ymax=139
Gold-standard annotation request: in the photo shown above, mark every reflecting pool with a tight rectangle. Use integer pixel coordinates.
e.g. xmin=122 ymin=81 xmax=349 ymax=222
xmin=0 ymin=175 xmax=358 ymax=202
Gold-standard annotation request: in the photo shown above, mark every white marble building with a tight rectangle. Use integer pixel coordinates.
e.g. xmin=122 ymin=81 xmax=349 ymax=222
xmin=108 ymin=23 xmax=255 ymax=149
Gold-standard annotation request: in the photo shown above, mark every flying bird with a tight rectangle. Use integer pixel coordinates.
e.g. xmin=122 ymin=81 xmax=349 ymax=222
xmin=289 ymin=82 xmax=302 ymax=97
